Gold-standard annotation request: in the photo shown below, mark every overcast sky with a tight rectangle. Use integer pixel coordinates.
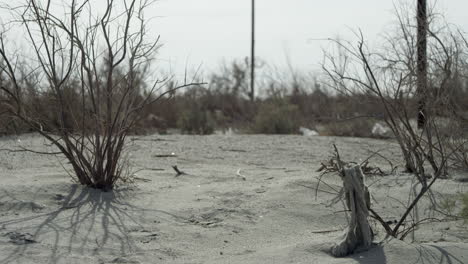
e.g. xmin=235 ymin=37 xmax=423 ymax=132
xmin=148 ymin=0 xmax=468 ymax=77
xmin=1 ymin=0 xmax=467 ymax=78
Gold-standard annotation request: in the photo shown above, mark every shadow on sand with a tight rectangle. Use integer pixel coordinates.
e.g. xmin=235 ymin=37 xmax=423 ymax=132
xmin=348 ymin=243 xmax=387 ymax=264
xmin=346 ymin=241 xmax=466 ymax=264
xmin=0 ymin=184 xmax=184 ymax=264
xmin=412 ymin=243 xmax=466 ymax=264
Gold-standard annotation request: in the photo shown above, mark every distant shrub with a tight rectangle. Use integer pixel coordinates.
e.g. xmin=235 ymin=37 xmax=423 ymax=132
xmin=461 ymin=193 xmax=468 ymax=223
xmin=317 ymin=118 xmax=375 ymax=138
xmin=253 ymin=100 xmax=300 ymax=134
xmin=439 ymin=195 xmax=458 ymax=217
xmin=178 ymin=108 xmax=215 ymax=135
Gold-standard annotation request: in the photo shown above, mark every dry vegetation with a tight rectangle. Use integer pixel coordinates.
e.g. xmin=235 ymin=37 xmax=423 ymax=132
xmin=0 ymin=0 xmax=201 ymax=190
xmin=1 ymin=59 xmax=394 ymax=137
xmin=319 ymin=4 xmax=468 ymax=245
xmin=0 ymin=0 xmax=468 ymax=260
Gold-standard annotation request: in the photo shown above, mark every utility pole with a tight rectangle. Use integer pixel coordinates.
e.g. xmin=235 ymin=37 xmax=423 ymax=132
xmin=250 ymin=0 xmax=255 ymax=102
xmin=417 ymin=0 xmax=427 ymax=129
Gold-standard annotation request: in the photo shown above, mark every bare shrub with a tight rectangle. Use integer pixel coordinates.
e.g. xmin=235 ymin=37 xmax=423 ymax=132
xmin=204 ymin=61 xmax=256 ymax=128
xmin=322 ymin=5 xmax=468 ymax=238
xmin=178 ymin=107 xmax=215 ymax=135
xmin=139 ymin=62 xmax=256 ymax=134
xmin=253 ymin=99 xmax=300 ymax=134
xmin=319 ymin=118 xmax=375 ymax=138
xmin=0 ymin=0 xmax=200 ymax=190
xmin=128 ymin=59 xmax=391 ymax=137
xmin=461 ymin=193 xmax=468 ymax=222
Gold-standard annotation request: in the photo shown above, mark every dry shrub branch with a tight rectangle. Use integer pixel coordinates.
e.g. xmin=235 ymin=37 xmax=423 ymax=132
xmin=321 ymin=5 xmax=468 ymax=239
xmin=0 ymin=0 xmax=202 ymax=190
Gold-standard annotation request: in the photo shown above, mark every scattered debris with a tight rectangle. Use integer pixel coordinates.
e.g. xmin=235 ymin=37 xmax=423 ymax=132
xmin=172 ymin=165 xmax=186 ymax=177
xmin=371 ymin=122 xmax=392 ymax=138
xmin=215 ymin=127 xmax=234 ymax=136
xmin=360 ymin=161 xmax=386 ymax=176
xmin=311 ymin=228 xmax=342 ymax=234
xmin=133 ymin=177 xmax=151 ymax=182
xmin=140 ymin=233 xmax=159 ymax=244
xmin=153 ymin=153 xmax=177 ymax=158
xmin=299 ymin=127 xmax=319 ymax=136
xmin=131 ymin=137 xmax=175 ymax=142
xmin=259 ymin=166 xmax=287 ymax=170
xmin=53 ymin=194 xmax=65 ymax=201
xmin=61 ymin=204 xmax=78 ymax=210
xmin=236 ymin=169 xmax=247 ymax=180
xmin=453 ymin=174 xmax=468 ymax=182
xmin=142 ymin=167 xmax=165 ymax=171
xmin=220 ymin=147 xmax=247 ymax=153
xmin=188 ymin=217 xmax=222 ymax=227
xmin=30 ymin=202 xmax=46 ymax=212
xmin=5 ymin=232 xmax=37 ymax=245
xmin=317 ymin=147 xmax=393 ymax=177
xmin=109 ymin=257 xmax=141 ymax=264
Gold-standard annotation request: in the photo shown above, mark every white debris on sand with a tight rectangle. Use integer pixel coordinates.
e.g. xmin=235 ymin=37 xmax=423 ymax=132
xmin=371 ymin=122 xmax=392 ymax=138
xmin=299 ymin=126 xmax=319 ymax=136
xmin=215 ymin=127 xmax=234 ymax=136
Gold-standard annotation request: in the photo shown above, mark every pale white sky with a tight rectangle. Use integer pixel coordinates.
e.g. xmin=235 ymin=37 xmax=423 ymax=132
xmin=1 ymin=0 xmax=467 ymax=78
xmin=149 ymin=0 xmax=468 ymax=77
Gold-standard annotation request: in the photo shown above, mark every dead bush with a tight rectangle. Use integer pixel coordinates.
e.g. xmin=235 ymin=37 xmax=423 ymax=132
xmin=461 ymin=193 xmax=468 ymax=223
xmin=178 ymin=108 xmax=215 ymax=135
xmin=0 ymin=0 xmax=200 ymax=190
xmin=253 ymin=99 xmax=300 ymax=134
xmin=322 ymin=4 xmax=468 ymax=239
xmin=318 ymin=119 xmax=375 ymax=138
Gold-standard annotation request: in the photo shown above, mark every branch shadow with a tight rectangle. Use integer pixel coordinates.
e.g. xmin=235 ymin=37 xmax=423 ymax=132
xmin=0 ymin=184 xmax=186 ymax=264
xmin=412 ymin=243 xmax=466 ymax=264
xmin=349 ymin=243 xmax=387 ymax=264
xmin=347 ymin=241 xmax=466 ymax=264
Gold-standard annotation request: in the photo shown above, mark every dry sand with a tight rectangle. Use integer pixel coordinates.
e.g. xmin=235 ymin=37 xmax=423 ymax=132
xmin=0 ymin=134 xmax=467 ymax=264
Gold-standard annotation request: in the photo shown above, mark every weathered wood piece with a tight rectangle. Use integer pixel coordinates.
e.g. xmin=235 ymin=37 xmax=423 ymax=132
xmin=331 ymin=165 xmax=373 ymax=257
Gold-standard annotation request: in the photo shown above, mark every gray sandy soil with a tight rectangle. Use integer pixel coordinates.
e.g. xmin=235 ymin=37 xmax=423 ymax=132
xmin=0 ymin=134 xmax=467 ymax=264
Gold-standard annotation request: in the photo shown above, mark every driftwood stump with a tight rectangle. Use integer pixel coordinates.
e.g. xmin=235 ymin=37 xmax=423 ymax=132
xmin=331 ymin=165 xmax=373 ymax=257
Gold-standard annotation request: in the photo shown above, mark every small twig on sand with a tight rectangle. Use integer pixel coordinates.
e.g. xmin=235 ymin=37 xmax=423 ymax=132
xmin=172 ymin=165 xmax=186 ymax=177
xmin=133 ymin=177 xmax=151 ymax=182
xmin=236 ymin=169 xmax=247 ymax=180
xmin=260 ymin=166 xmax=287 ymax=170
xmin=134 ymin=167 xmax=165 ymax=173
xmin=153 ymin=154 xmax=177 ymax=158
xmin=143 ymin=168 xmax=165 ymax=171
xmin=317 ymin=145 xmax=391 ymax=177
xmin=311 ymin=228 xmax=342 ymax=234
xmin=131 ymin=137 xmax=175 ymax=142
xmin=0 ymin=147 xmax=62 ymax=155
xmin=295 ymin=182 xmax=338 ymax=195
xmin=220 ymin=147 xmax=247 ymax=153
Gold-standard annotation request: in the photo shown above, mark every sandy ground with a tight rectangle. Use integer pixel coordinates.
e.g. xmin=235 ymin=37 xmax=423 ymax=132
xmin=0 ymin=134 xmax=468 ymax=264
